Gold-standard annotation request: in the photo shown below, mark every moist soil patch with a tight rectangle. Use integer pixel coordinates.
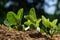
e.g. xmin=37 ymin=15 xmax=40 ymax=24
xmin=0 ymin=24 xmax=60 ymax=40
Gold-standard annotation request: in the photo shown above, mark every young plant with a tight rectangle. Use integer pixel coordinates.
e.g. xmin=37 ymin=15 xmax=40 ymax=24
xmin=4 ymin=8 xmax=25 ymax=30
xmin=41 ymin=15 xmax=58 ymax=38
xmin=56 ymin=23 xmax=60 ymax=34
xmin=24 ymin=8 xmax=41 ymax=31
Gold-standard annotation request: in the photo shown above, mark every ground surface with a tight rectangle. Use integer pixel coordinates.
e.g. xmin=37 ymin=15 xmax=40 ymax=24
xmin=0 ymin=24 xmax=60 ymax=40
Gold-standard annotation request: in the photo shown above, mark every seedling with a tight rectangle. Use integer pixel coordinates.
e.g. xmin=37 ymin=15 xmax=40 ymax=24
xmin=4 ymin=8 xmax=60 ymax=38
xmin=56 ymin=23 xmax=60 ymax=34
xmin=41 ymin=15 xmax=58 ymax=38
xmin=4 ymin=8 xmax=25 ymax=30
xmin=24 ymin=8 xmax=41 ymax=31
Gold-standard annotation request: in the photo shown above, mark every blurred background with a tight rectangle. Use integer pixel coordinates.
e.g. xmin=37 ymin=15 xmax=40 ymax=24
xmin=0 ymin=0 xmax=60 ymax=24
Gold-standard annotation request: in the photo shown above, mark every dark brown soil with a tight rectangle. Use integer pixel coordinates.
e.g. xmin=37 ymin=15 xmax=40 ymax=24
xmin=0 ymin=24 xmax=60 ymax=40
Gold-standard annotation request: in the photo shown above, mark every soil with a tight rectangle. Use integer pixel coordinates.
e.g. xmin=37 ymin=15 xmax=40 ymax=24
xmin=0 ymin=24 xmax=60 ymax=40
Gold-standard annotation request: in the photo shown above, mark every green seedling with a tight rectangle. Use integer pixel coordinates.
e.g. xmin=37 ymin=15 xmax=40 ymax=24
xmin=4 ymin=8 xmax=60 ymax=38
xmin=24 ymin=8 xmax=41 ymax=31
xmin=4 ymin=8 xmax=25 ymax=30
xmin=56 ymin=23 xmax=60 ymax=34
xmin=41 ymin=15 xmax=58 ymax=38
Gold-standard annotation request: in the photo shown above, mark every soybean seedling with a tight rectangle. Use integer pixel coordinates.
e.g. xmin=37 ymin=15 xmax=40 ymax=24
xmin=4 ymin=8 xmax=25 ymax=30
xmin=41 ymin=15 xmax=58 ymax=38
xmin=24 ymin=8 xmax=41 ymax=32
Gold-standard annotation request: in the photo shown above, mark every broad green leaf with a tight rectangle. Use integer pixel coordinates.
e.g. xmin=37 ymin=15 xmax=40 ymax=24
xmin=24 ymin=20 xmax=32 ymax=26
xmin=29 ymin=8 xmax=37 ymax=22
xmin=42 ymin=16 xmax=50 ymax=27
xmin=36 ymin=19 xmax=41 ymax=27
xmin=17 ymin=8 xmax=23 ymax=20
xmin=50 ymin=19 xmax=58 ymax=27
xmin=24 ymin=15 xmax=35 ymax=23
xmin=7 ymin=11 xmax=17 ymax=24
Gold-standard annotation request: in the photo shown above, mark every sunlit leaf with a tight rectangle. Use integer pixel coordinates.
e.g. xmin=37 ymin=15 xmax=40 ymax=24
xmin=36 ymin=19 xmax=41 ymax=27
xmin=29 ymin=8 xmax=37 ymax=22
xmin=50 ymin=19 xmax=58 ymax=27
xmin=17 ymin=8 xmax=23 ymax=20
xmin=24 ymin=20 xmax=32 ymax=26
xmin=7 ymin=11 xmax=17 ymax=24
xmin=42 ymin=16 xmax=50 ymax=27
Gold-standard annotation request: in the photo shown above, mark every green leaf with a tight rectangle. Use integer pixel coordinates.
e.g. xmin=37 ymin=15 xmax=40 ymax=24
xmin=7 ymin=11 xmax=17 ymax=24
xmin=50 ymin=19 xmax=58 ymax=27
xmin=17 ymin=8 xmax=23 ymax=20
xmin=42 ymin=16 xmax=50 ymax=27
xmin=29 ymin=8 xmax=37 ymax=22
xmin=56 ymin=23 xmax=60 ymax=33
xmin=36 ymin=19 xmax=41 ymax=27
xmin=4 ymin=19 xmax=12 ymax=26
xmin=24 ymin=20 xmax=32 ymax=26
